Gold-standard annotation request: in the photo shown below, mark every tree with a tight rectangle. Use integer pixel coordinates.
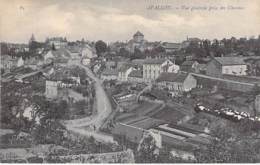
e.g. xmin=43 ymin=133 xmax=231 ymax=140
xmin=136 ymin=133 xmax=159 ymax=163
xmin=95 ymin=40 xmax=107 ymax=56
xmin=194 ymin=122 xmax=260 ymax=163
xmin=74 ymin=100 xmax=88 ymax=115
xmin=51 ymin=43 xmax=56 ymax=51
xmin=251 ymin=84 xmax=260 ymax=97
xmin=118 ymin=47 xmax=130 ymax=57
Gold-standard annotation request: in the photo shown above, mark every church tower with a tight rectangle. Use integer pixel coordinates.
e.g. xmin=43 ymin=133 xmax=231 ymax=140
xmin=29 ymin=33 xmax=36 ymax=44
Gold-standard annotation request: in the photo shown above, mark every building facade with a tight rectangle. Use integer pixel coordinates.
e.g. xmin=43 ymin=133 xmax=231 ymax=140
xmin=156 ymin=72 xmax=197 ymax=93
xmin=118 ymin=65 xmax=135 ymax=81
xmin=143 ymin=59 xmax=174 ymax=82
xmin=45 ymin=80 xmax=59 ymax=99
xmin=206 ymin=57 xmax=248 ymax=77
xmin=47 ymin=37 xmax=67 ymax=49
xmin=101 ymin=69 xmax=118 ymax=81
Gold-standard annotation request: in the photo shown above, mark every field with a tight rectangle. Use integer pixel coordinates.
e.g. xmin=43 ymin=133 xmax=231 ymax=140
xmin=151 ymin=106 xmax=187 ymax=123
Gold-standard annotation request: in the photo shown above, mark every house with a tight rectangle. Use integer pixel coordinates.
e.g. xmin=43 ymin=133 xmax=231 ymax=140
xmin=156 ymin=72 xmax=197 ymax=94
xmin=82 ymin=58 xmax=91 ymax=66
xmin=162 ymin=42 xmax=181 ymax=53
xmin=105 ymin=60 xmax=117 ymax=69
xmin=45 ymin=80 xmax=59 ymax=99
xmin=164 ymin=63 xmax=180 ymax=73
xmin=101 ymin=69 xmax=118 ymax=81
xmin=24 ymin=56 xmax=44 ymax=70
xmin=180 ymin=60 xmax=199 ymax=73
xmin=44 ymin=50 xmax=55 ymax=62
xmin=143 ymin=59 xmax=174 ymax=82
xmin=47 ymin=37 xmax=67 ymax=49
xmin=118 ymin=64 xmax=135 ymax=81
xmin=67 ymin=46 xmax=81 ymax=59
xmin=1 ymin=55 xmax=24 ymax=72
xmin=43 ymin=49 xmax=70 ymax=65
xmin=81 ymin=44 xmax=97 ymax=59
xmin=128 ymin=70 xmax=143 ymax=83
xmin=206 ymin=57 xmax=247 ymax=77
xmin=16 ymin=57 xmax=24 ymax=67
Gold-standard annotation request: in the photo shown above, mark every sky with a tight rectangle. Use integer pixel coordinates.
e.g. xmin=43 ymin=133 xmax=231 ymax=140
xmin=0 ymin=0 xmax=260 ymax=43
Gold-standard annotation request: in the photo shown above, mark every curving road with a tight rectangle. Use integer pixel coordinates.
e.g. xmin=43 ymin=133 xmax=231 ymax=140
xmin=63 ymin=60 xmax=114 ymax=143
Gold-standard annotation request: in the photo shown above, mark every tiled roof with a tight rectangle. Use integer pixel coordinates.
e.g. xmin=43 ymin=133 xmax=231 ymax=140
xmin=128 ymin=70 xmax=143 ymax=78
xmin=214 ymin=57 xmax=246 ymax=65
xmin=131 ymin=59 xmax=146 ymax=65
xmin=52 ymin=48 xmax=71 ymax=58
xmin=118 ymin=64 xmax=133 ymax=72
xmin=156 ymin=72 xmax=189 ymax=83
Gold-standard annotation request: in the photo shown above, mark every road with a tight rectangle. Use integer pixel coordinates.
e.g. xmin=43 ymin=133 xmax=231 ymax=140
xmin=63 ymin=59 xmax=114 ymax=143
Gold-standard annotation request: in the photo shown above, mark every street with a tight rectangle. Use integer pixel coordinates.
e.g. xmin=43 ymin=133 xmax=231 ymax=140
xmin=63 ymin=59 xmax=114 ymax=143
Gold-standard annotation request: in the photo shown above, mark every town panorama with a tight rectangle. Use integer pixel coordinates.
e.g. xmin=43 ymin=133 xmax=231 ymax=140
xmin=1 ymin=0 xmax=260 ymax=163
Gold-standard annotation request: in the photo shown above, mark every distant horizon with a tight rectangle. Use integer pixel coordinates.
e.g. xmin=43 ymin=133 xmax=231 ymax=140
xmin=1 ymin=0 xmax=260 ymax=44
xmin=1 ymin=32 xmax=259 ymax=45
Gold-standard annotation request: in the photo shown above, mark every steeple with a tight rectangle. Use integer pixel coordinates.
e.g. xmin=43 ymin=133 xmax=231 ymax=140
xmin=29 ymin=33 xmax=36 ymax=44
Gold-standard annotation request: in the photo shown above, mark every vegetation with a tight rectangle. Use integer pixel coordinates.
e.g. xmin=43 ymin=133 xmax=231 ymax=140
xmin=194 ymin=120 xmax=260 ymax=163
xmin=95 ymin=40 xmax=107 ymax=56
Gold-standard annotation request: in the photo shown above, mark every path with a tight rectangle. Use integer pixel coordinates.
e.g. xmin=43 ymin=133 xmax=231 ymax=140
xmin=62 ymin=59 xmax=114 ymax=143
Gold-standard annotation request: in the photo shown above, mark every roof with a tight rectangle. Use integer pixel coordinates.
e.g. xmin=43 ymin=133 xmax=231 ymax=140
xmin=1 ymin=55 xmax=18 ymax=62
xmin=214 ymin=57 xmax=246 ymax=66
xmin=163 ymin=43 xmax=181 ymax=49
xmin=67 ymin=46 xmax=81 ymax=53
xmin=102 ymin=69 xmax=118 ymax=76
xmin=52 ymin=48 xmax=70 ymax=58
xmin=133 ymin=31 xmax=144 ymax=37
xmin=131 ymin=59 xmax=146 ymax=65
xmin=181 ymin=60 xmax=197 ymax=66
xmin=48 ymin=37 xmax=66 ymax=42
xmin=156 ymin=72 xmax=189 ymax=83
xmin=118 ymin=64 xmax=133 ymax=72
xmin=128 ymin=70 xmax=143 ymax=78
xmin=143 ymin=58 xmax=169 ymax=65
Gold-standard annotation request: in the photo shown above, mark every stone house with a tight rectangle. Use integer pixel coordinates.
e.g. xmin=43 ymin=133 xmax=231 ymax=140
xmin=101 ymin=69 xmax=118 ymax=81
xmin=118 ymin=65 xmax=135 ymax=82
xmin=180 ymin=60 xmax=199 ymax=73
xmin=143 ymin=59 xmax=173 ymax=82
xmin=206 ymin=57 xmax=248 ymax=77
xmin=156 ymin=72 xmax=197 ymax=93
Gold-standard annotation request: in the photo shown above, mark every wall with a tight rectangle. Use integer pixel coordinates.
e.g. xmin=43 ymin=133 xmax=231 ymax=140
xmin=112 ymin=123 xmax=145 ymax=144
xmin=45 ymin=80 xmax=58 ymax=99
xmin=183 ymin=74 xmax=197 ymax=91
xmin=222 ymin=65 xmax=247 ymax=75
xmin=101 ymin=74 xmax=118 ymax=81
xmin=193 ymin=73 xmax=255 ymax=92
xmin=255 ymin=95 xmax=260 ymax=115
xmin=206 ymin=59 xmax=222 ymax=77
